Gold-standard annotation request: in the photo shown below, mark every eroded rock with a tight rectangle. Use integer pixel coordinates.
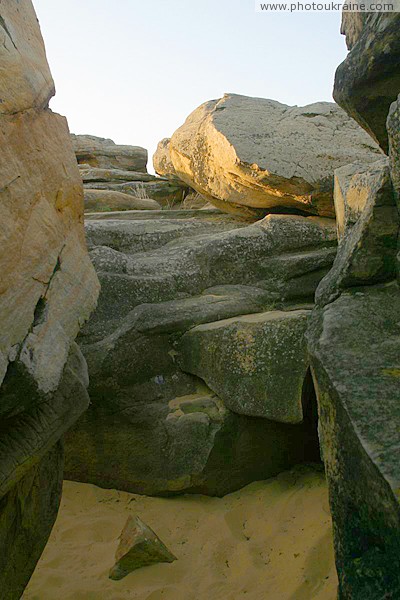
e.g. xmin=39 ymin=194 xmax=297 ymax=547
xmin=334 ymin=9 xmax=400 ymax=152
xmin=84 ymin=189 xmax=161 ymax=212
xmin=169 ymin=93 xmax=381 ymax=217
xmin=71 ymin=134 xmax=148 ymax=173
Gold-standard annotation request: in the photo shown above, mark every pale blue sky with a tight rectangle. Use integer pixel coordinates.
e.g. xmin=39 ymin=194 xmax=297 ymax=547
xmin=33 ymin=0 xmax=346 ymax=171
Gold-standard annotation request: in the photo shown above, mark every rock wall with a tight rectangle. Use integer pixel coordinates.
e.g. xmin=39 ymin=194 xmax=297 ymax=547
xmin=0 ymin=2 xmax=99 ymax=597
xmin=309 ymin=8 xmax=400 ymax=599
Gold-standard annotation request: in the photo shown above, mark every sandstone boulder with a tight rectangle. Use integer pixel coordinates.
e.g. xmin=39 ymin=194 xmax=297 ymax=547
xmin=84 ymin=189 xmax=161 ymax=212
xmin=71 ymin=134 xmax=148 ymax=173
xmin=80 ymin=167 xmax=160 ymax=184
xmin=334 ymin=9 xmax=400 ymax=152
xmin=169 ymin=94 xmax=381 ymax=218
xmin=317 ymin=158 xmax=398 ymax=306
xmin=109 ymin=516 xmax=177 ymax=580
xmin=178 ymin=309 xmax=311 ymax=423
xmin=153 ymin=137 xmax=177 ymax=178
xmin=0 ymin=2 xmax=99 ymax=596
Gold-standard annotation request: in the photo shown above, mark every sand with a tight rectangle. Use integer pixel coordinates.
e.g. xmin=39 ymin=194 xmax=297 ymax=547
xmin=23 ymin=465 xmax=337 ymax=600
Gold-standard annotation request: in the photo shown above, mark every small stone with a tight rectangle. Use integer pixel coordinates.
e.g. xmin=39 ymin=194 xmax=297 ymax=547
xmin=109 ymin=516 xmax=177 ymax=580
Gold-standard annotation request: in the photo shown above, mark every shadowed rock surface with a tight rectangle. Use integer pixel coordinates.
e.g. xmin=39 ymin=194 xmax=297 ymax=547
xmin=64 ymin=210 xmax=335 ymax=495
xmin=109 ymin=515 xmax=177 ymax=580
xmin=308 ymin=10 xmax=400 ymax=597
xmin=84 ymin=189 xmax=161 ymax=212
xmin=168 ymin=93 xmax=381 ymax=218
xmin=0 ymin=2 xmax=99 ymax=597
xmin=334 ymin=9 xmax=400 ymax=152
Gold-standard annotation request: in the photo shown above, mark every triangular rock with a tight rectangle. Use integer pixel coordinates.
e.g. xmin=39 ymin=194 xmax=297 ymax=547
xmin=109 ymin=515 xmax=177 ymax=580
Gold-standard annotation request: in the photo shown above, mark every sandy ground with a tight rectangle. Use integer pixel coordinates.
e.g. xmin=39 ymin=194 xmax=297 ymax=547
xmin=23 ymin=465 xmax=337 ymax=600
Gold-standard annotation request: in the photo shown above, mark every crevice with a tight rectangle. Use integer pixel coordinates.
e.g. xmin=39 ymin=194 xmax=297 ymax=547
xmin=0 ymin=16 xmax=17 ymax=50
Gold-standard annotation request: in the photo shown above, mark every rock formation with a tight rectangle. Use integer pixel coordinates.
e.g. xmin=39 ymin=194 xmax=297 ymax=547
xmin=64 ymin=209 xmax=336 ymax=495
xmin=0 ymin=2 xmax=99 ymax=597
xmin=308 ymin=8 xmax=400 ymax=599
xmin=166 ymin=94 xmax=381 ymax=218
xmin=72 ymin=135 xmax=190 ymax=209
xmin=153 ymin=137 xmax=177 ymax=179
xmin=334 ymin=9 xmax=400 ymax=152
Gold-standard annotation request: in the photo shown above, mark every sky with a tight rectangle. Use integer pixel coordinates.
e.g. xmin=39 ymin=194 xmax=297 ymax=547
xmin=32 ymin=0 xmax=347 ymax=173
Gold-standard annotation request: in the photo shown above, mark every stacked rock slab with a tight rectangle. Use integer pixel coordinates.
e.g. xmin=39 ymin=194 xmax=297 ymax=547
xmin=65 ymin=209 xmax=337 ymax=496
xmin=0 ymin=2 xmax=99 ymax=598
xmin=165 ymin=94 xmax=381 ymax=218
xmin=308 ymin=10 xmax=400 ymax=599
xmin=71 ymin=135 xmax=190 ymax=210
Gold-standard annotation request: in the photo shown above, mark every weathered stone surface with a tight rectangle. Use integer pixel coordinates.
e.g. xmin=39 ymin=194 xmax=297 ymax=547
xmin=71 ymin=134 xmax=148 ymax=173
xmin=65 ymin=212 xmax=331 ymax=495
xmin=109 ymin=516 xmax=177 ymax=580
xmin=153 ymin=137 xmax=177 ymax=178
xmin=179 ymin=310 xmax=310 ymax=423
xmin=334 ymin=9 xmax=400 ymax=152
xmin=317 ymin=159 xmax=398 ymax=306
xmin=0 ymin=0 xmax=54 ymax=114
xmin=81 ymin=214 xmax=336 ymax=343
xmin=308 ymin=283 xmax=400 ymax=600
xmin=84 ymin=179 xmax=189 ymax=207
xmin=169 ymin=93 xmax=381 ymax=217
xmin=0 ymin=442 xmax=63 ymax=600
xmin=80 ymin=167 xmax=160 ymax=184
xmin=0 ymin=3 xmax=98 ymax=596
xmin=388 ymin=93 xmax=400 ymax=205
xmin=84 ymin=189 xmax=161 ymax=212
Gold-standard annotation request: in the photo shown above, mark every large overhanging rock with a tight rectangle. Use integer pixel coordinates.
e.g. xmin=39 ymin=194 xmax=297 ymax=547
xmin=71 ymin=134 xmax=148 ymax=173
xmin=334 ymin=8 xmax=400 ymax=153
xmin=0 ymin=1 xmax=99 ymax=596
xmin=153 ymin=137 xmax=177 ymax=179
xmin=169 ymin=93 xmax=381 ymax=218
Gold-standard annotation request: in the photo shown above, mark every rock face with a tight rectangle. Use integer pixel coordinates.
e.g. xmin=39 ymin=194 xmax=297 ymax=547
xmin=153 ymin=138 xmax=177 ymax=178
xmin=0 ymin=2 xmax=99 ymax=597
xmin=334 ymin=10 xmax=400 ymax=152
xmin=64 ymin=210 xmax=336 ymax=496
xmin=84 ymin=179 xmax=189 ymax=207
xmin=388 ymin=93 xmax=400 ymax=205
xmin=169 ymin=94 xmax=381 ymax=218
xmin=71 ymin=134 xmax=148 ymax=172
xmin=178 ymin=310 xmax=310 ymax=423
xmin=84 ymin=189 xmax=161 ymax=212
xmin=308 ymin=11 xmax=400 ymax=598
xmin=109 ymin=516 xmax=177 ymax=580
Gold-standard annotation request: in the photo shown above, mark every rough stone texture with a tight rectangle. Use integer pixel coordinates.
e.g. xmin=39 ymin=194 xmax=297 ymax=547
xmin=83 ymin=179 xmax=189 ymax=207
xmin=84 ymin=189 xmax=161 ymax=212
xmin=109 ymin=516 xmax=177 ymax=580
xmin=71 ymin=134 xmax=148 ymax=173
xmin=169 ymin=93 xmax=381 ymax=218
xmin=317 ymin=159 xmax=398 ymax=306
xmin=0 ymin=2 xmax=98 ymax=596
xmin=65 ymin=212 xmax=334 ymax=495
xmin=334 ymin=9 xmax=400 ymax=152
xmin=0 ymin=441 xmax=63 ymax=600
xmin=308 ymin=284 xmax=400 ymax=600
xmin=178 ymin=309 xmax=310 ymax=423
xmin=387 ymin=93 xmax=400 ymax=205
xmin=80 ymin=167 xmax=160 ymax=184
xmin=153 ymin=138 xmax=177 ymax=178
